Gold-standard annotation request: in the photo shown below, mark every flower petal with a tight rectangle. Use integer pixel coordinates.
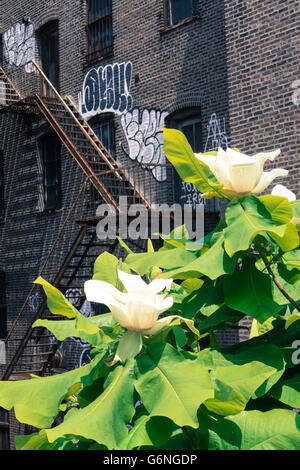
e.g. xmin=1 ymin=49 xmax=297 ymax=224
xmin=228 ymin=159 xmax=261 ymax=193
xmin=84 ymin=279 xmax=126 ymax=308
xmin=146 ymin=278 xmax=173 ymax=294
xmin=213 ymin=147 xmax=234 ymax=190
xmin=117 ymin=269 xmax=147 ymax=293
xmin=251 ymin=169 xmax=289 ymax=195
xmin=253 ymin=150 xmax=281 ymax=171
xmin=194 ymin=153 xmax=216 ymax=172
xmin=271 ymin=184 xmax=296 ymax=202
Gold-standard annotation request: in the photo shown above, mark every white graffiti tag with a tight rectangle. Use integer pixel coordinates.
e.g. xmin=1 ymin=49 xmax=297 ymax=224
xmin=204 ymin=113 xmax=229 ymax=152
xmin=120 ymin=108 xmax=169 ymax=182
xmin=2 ymin=22 xmax=35 ymax=72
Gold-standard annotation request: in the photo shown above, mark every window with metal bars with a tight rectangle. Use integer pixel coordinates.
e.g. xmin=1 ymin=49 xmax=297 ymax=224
xmin=167 ymin=0 xmax=199 ymax=26
xmin=86 ymin=0 xmax=113 ymax=63
xmin=38 ymin=134 xmax=62 ymax=212
xmin=0 ymin=150 xmax=5 ymax=220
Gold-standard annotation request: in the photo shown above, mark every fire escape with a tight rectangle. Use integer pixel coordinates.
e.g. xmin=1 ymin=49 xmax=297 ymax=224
xmin=0 ymin=61 xmax=174 ymax=448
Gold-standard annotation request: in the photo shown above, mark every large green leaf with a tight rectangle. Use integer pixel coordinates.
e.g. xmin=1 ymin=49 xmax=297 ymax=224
xmin=205 ymin=409 xmax=300 ymax=450
xmin=34 ymin=277 xmax=78 ymax=318
xmin=15 ymin=430 xmax=54 ymax=450
xmin=197 ymin=345 xmax=284 ymax=416
xmin=224 ymin=258 xmax=283 ymax=322
xmin=0 ymin=352 xmax=107 ymax=428
xmin=260 ymin=195 xmax=293 ymax=224
xmin=46 ymin=362 xmax=136 ymax=449
xmin=163 ymin=128 xmax=223 ymax=197
xmin=33 ymin=313 xmax=117 ymax=347
xmin=118 ymin=407 xmax=174 ymax=450
xmin=93 ymin=252 xmax=130 ymax=289
xmin=124 ymin=248 xmax=197 ymax=276
xmin=269 ymin=374 xmax=300 ymax=408
xmin=134 ymin=343 xmax=214 ymax=429
xmin=159 ymin=232 xmax=238 ymax=281
xmin=224 ymin=196 xmax=291 ymax=257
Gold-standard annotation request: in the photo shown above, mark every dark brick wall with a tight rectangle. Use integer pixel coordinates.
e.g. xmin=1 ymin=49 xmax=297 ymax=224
xmin=0 ymin=0 xmax=232 ymax=448
xmin=224 ymin=0 xmax=300 ymax=197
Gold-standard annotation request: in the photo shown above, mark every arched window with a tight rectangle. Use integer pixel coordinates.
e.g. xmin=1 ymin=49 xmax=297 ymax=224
xmin=166 ymin=108 xmax=205 ymax=209
xmin=38 ymin=20 xmax=59 ymax=94
xmin=89 ymin=113 xmax=116 ymax=157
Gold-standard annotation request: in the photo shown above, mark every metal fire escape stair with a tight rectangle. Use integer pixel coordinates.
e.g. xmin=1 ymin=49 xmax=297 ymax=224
xmin=2 ymin=222 xmax=118 ymax=381
xmin=0 ymin=60 xmax=157 ymax=448
xmin=0 ymin=62 xmax=152 ymax=377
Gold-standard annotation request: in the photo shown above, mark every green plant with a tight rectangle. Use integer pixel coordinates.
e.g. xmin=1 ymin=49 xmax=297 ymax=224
xmin=0 ymin=130 xmax=299 ymax=450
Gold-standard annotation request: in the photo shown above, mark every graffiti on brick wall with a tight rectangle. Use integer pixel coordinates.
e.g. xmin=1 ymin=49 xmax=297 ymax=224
xmin=180 ymin=113 xmax=229 ymax=210
xmin=120 ymin=107 xmax=169 ymax=182
xmin=63 ymin=289 xmax=93 ymax=367
xmin=28 ymin=291 xmax=41 ymax=313
xmin=2 ymin=22 xmax=35 ymax=72
xmin=204 ymin=112 xmax=229 ymax=152
xmin=78 ymin=62 xmax=133 ymax=119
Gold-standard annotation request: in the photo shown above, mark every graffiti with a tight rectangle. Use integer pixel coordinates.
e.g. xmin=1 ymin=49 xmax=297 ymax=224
xmin=120 ymin=107 xmax=169 ymax=182
xmin=2 ymin=22 xmax=35 ymax=72
xmin=28 ymin=291 xmax=41 ymax=313
xmin=79 ymin=62 xmax=133 ymax=119
xmin=79 ymin=347 xmax=92 ymax=367
xmin=180 ymin=181 xmax=206 ymax=208
xmin=180 ymin=113 xmax=229 ymax=210
xmin=204 ymin=113 xmax=229 ymax=152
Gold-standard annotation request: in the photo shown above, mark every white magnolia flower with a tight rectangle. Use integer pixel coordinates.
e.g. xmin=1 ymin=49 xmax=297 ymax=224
xmin=195 ymin=147 xmax=288 ymax=197
xmin=84 ymin=270 xmax=199 ymax=363
xmin=84 ymin=270 xmax=173 ymax=333
xmin=271 ymin=184 xmax=296 ymax=202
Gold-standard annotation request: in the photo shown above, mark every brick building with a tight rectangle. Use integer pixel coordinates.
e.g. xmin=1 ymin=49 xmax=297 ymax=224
xmin=0 ymin=0 xmax=299 ymax=449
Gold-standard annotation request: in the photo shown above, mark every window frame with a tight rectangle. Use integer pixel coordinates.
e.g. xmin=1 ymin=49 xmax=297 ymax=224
xmin=166 ymin=0 xmax=199 ymax=27
xmin=86 ymin=0 xmax=113 ymax=64
xmin=37 ymin=133 xmax=62 ymax=213
xmin=0 ymin=270 xmax=7 ymax=340
xmin=0 ymin=149 xmax=5 ymax=220
xmin=89 ymin=113 xmax=116 ymax=157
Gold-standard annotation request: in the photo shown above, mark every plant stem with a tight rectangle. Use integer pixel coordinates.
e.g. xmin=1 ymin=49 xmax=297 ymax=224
xmin=261 ymin=254 xmax=300 ymax=313
xmin=182 ymin=426 xmax=198 ymax=449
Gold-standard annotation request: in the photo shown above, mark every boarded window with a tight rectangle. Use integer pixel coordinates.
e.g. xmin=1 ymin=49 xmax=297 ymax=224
xmin=168 ymin=0 xmax=199 ymax=25
xmin=86 ymin=0 xmax=113 ymax=63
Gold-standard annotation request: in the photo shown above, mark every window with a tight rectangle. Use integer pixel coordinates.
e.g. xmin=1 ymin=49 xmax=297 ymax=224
xmin=91 ymin=115 xmax=116 ymax=157
xmin=0 ymin=150 xmax=5 ymax=219
xmin=38 ymin=134 xmax=62 ymax=212
xmin=39 ymin=21 xmax=59 ymax=94
xmin=166 ymin=108 xmax=204 ymax=208
xmin=167 ymin=0 xmax=199 ymax=26
xmin=86 ymin=0 xmax=113 ymax=63
xmin=0 ymin=271 xmax=7 ymax=339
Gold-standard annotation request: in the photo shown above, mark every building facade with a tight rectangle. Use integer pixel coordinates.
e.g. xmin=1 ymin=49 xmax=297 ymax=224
xmin=0 ymin=0 xmax=299 ymax=449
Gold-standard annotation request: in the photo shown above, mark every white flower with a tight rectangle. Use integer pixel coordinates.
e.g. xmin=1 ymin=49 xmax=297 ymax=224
xmin=195 ymin=147 xmax=288 ymax=197
xmin=84 ymin=270 xmax=200 ymax=363
xmin=271 ymin=184 xmax=296 ymax=202
xmin=84 ymin=270 xmax=173 ymax=333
